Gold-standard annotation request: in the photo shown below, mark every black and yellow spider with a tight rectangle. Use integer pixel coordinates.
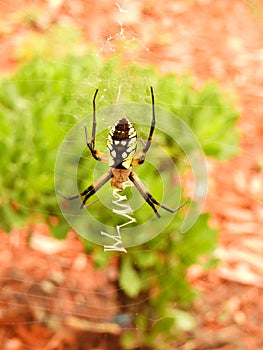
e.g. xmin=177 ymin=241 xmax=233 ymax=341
xmin=59 ymin=87 xmax=188 ymax=218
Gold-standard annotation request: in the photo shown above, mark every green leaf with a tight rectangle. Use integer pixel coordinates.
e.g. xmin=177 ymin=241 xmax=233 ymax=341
xmin=170 ymin=309 xmax=197 ymax=332
xmin=119 ymin=257 xmax=142 ymax=298
xmin=133 ymin=250 xmax=159 ymax=268
xmin=50 ymin=220 xmax=69 ymax=239
xmin=120 ymin=331 xmax=137 ymax=349
xmin=175 ymin=213 xmax=218 ymax=266
xmin=151 ymin=317 xmax=175 ymax=334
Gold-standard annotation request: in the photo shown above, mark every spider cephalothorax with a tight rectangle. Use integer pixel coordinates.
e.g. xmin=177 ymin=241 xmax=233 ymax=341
xmin=59 ymin=88 xmax=188 ymax=218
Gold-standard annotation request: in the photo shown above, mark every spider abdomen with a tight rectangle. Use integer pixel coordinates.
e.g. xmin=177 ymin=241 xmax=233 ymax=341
xmin=107 ymin=118 xmax=137 ymax=169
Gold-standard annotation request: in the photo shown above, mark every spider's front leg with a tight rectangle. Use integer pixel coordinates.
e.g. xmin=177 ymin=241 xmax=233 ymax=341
xmin=131 ymin=86 xmax=156 ymax=166
xmin=85 ymin=88 xmax=108 ymax=162
xmin=85 ymin=125 xmax=108 ymax=162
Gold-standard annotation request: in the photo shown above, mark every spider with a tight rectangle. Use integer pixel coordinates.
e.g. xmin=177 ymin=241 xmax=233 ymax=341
xmin=59 ymin=87 xmax=189 ymax=218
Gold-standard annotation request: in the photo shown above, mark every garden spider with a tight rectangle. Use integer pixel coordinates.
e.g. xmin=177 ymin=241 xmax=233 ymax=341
xmin=59 ymin=87 xmax=189 ymax=218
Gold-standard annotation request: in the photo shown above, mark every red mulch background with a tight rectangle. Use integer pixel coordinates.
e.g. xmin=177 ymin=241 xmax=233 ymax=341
xmin=1 ymin=0 xmax=263 ymax=349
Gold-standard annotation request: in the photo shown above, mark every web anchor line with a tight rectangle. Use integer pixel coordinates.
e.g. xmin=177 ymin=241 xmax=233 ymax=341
xmin=101 ymin=181 xmax=136 ymax=253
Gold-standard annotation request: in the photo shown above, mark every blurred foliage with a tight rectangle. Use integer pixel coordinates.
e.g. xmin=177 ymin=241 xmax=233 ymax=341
xmin=0 ymin=24 xmax=240 ymax=349
xmin=0 ymin=53 xmax=239 ymax=230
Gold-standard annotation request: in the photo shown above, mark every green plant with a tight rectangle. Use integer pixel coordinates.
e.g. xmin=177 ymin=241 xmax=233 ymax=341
xmin=0 ymin=52 xmax=239 ymax=230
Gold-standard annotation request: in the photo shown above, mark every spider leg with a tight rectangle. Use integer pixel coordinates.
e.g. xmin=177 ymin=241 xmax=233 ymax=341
xmin=80 ymin=169 xmax=113 ymax=208
xmin=58 ymin=169 xmax=113 ymax=209
xmin=57 ymin=191 xmax=81 ymax=201
xmin=134 ymin=86 xmax=156 ymax=165
xmin=85 ymin=88 xmax=108 ymax=162
xmin=129 ymin=171 xmax=189 ymax=218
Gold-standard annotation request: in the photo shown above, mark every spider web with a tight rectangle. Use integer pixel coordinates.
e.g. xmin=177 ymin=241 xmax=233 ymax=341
xmin=55 ymin=101 xmax=206 ymax=248
xmin=0 ymin=0 xmax=263 ymax=349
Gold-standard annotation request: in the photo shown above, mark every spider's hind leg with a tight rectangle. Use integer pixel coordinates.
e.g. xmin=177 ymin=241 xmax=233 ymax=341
xmin=57 ymin=191 xmax=80 ymax=201
xmin=58 ymin=169 xmax=113 ymax=209
xmin=129 ymin=171 xmax=189 ymax=218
